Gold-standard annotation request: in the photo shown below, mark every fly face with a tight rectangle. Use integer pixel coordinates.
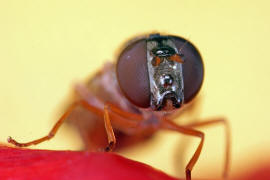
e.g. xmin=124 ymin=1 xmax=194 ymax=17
xmin=117 ymin=33 xmax=203 ymax=111
xmin=147 ymin=34 xmax=184 ymax=111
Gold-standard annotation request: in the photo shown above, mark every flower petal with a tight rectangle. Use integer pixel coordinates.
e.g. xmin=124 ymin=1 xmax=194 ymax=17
xmin=0 ymin=145 xmax=178 ymax=180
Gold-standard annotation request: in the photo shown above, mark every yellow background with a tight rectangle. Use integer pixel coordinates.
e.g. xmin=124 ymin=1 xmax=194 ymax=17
xmin=0 ymin=0 xmax=269 ymax=179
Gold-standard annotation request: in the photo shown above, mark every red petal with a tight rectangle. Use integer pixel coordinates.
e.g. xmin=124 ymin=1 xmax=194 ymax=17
xmin=0 ymin=145 xmax=178 ymax=180
xmin=2 ymin=145 xmax=270 ymax=180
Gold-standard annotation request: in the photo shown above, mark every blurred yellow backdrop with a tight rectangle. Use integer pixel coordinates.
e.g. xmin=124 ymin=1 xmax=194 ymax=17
xmin=0 ymin=0 xmax=270 ymax=179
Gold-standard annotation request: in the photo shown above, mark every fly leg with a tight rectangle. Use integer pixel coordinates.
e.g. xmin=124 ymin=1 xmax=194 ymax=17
xmin=183 ymin=118 xmax=231 ymax=179
xmin=102 ymin=102 xmax=145 ymax=151
xmin=8 ymin=100 xmax=146 ymax=151
xmin=161 ymin=119 xmax=204 ymax=180
xmin=7 ymin=100 xmax=103 ymax=147
xmin=161 ymin=118 xmax=231 ymax=180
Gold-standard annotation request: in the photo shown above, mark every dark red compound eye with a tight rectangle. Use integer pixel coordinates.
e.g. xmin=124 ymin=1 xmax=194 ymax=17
xmin=169 ymin=36 xmax=204 ymax=103
xmin=116 ymin=38 xmax=151 ymax=108
xmin=116 ymin=35 xmax=204 ymax=108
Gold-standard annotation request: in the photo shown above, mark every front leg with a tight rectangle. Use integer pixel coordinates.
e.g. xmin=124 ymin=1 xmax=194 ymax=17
xmin=184 ymin=118 xmax=231 ymax=178
xmin=7 ymin=100 xmax=103 ymax=147
xmin=102 ymin=103 xmax=145 ymax=151
xmin=103 ymin=104 xmax=116 ymax=151
xmin=161 ymin=118 xmax=204 ymax=180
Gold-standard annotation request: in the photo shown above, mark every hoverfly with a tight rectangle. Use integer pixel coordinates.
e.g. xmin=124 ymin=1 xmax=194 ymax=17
xmin=8 ymin=33 xmax=230 ymax=180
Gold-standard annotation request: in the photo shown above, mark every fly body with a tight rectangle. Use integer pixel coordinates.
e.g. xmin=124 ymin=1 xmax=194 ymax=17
xmin=8 ymin=33 xmax=230 ymax=180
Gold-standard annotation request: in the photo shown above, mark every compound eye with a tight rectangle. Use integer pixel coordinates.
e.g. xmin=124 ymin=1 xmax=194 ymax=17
xmin=170 ymin=36 xmax=204 ymax=103
xmin=116 ymin=38 xmax=151 ymax=108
